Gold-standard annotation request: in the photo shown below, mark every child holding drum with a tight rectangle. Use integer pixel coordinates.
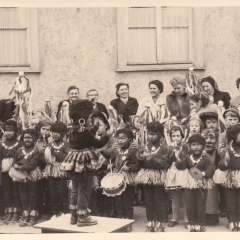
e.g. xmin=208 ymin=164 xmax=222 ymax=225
xmin=136 ymin=121 xmax=168 ymax=232
xmin=0 ymin=119 xmax=22 ymax=223
xmin=108 ymin=128 xmax=139 ymax=232
xmin=175 ymin=134 xmax=214 ymax=232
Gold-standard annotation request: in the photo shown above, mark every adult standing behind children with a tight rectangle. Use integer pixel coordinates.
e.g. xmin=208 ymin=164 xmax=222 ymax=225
xmin=86 ymin=89 xmax=109 ymax=118
xmin=166 ymin=77 xmax=190 ymax=122
xmin=56 ymin=86 xmax=80 ymax=124
xmin=110 ymin=83 xmax=138 ymax=125
xmin=201 ymin=76 xmax=231 ymax=109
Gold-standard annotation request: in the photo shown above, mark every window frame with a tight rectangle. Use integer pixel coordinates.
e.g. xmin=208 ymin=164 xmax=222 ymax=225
xmin=116 ymin=7 xmax=204 ymax=72
xmin=0 ymin=8 xmax=40 ymax=73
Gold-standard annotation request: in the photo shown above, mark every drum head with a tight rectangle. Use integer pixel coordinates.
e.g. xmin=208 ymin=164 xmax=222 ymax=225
xmin=189 ymin=167 xmax=203 ymax=181
xmin=9 ymin=167 xmax=27 ymax=181
xmin=101 ymin=173 xmax=123 ymax=189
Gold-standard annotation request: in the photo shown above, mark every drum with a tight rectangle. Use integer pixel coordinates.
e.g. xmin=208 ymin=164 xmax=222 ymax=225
xmin=44 ymin=147 xmax=56 ymax=164
xmin=101 ymin=172 xmax=126 ymax=197
xmin=9 ymin=167 xmax=27 ymax=182
xmin=189 ymin=167 xmax=203 ymax=181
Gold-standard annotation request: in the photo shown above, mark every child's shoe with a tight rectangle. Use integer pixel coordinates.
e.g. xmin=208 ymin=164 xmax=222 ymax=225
xmin=28 ymin=210 xmax=38 ymax=226
xmin=70 ymin=210 xmax=78 ymax=225
xmin=77 ymin=214 xmax=98 ymax=227
xmin=194 ymin=225 xmax=201 ymax=232
xmin=19 ymin=210 xmax=30 ymax=227
xmin=3 ymin=207 xmax=13 ymax=224
xmin=11 ymin=213 xmax=20 ymax=222
xmin=154 ymin=221 xmax=164 ymax=232
xmin=228 ymin=222 xmax=237 ymax=231
xmin=145 ymin=221 xmax=154 ymax=232
xmin=189 ymin=225 xmax=195 ymax=232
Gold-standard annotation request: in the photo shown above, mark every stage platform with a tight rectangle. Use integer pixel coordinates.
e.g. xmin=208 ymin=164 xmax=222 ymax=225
xmin=34 ymin=214 xmax=134 ymax=233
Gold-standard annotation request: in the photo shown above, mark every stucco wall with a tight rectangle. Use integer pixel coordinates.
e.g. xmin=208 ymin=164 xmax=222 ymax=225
xmin=0 ymin=7 xmax=239 ymax=115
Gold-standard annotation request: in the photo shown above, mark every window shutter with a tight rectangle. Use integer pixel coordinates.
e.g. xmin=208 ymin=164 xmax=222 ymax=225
xmin=0 ymin=8 xmax=28 ymax=66
xmin=127 ymin=7 xmax=157 ymax=64
xmin=160 ymin=7 xmax=192 ymax=63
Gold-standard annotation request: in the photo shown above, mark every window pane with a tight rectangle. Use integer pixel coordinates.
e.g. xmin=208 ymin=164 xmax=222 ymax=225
xmin=0 ymin=29 xmax=28 ymax=65
xmin=128 ymin=7 xmax=155 ymax=27
xmin=162 ymin=7 xmax=188 ymax=27
xmin=162 ymin=27 xmax=189 ymax=62
xmin=128 ymin=28 xmax=157 ymax=64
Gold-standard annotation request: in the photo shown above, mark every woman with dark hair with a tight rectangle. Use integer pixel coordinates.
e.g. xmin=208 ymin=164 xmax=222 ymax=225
xmin=110 ymin=83 xmax=138 ymax=124
xmin=56 ymin=86 xmax=80 ymax=125
xmin=201 ymin=76 xmax=231 ymax=109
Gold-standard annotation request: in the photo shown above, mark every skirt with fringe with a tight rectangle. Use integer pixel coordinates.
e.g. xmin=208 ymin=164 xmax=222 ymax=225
xmin=221 ymin=170 xmax=240 ymax=188
xmin=27 ymin=167 xmax=42 ymax=182
xmin=165 ymin=163 xmax=189 ymax=188
xmin=42 ymin=162 xmax=67 ymax=178
xmin=2 ymin=158 xmax=13 ymax=172
xmin=183 ymin=172 xmax=214 ymax=189
xmin=60 ymin=147 xmax=106 ymax=173
xmin=136 ymin=168 xmax=166 ymax=185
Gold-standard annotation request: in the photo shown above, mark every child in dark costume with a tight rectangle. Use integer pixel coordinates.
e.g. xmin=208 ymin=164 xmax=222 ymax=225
xmin=13 ymin=129 xmax=42 ymax=227
xmin=0 ymin=119 xmax=22 ymax=223
xmin=60 ymin=100 xmax=109 ymax=227
xmin=43 ymin=122 xmax=70 ymax=218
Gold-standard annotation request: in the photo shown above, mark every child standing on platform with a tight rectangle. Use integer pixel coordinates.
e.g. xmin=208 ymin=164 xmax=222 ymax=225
xmin=60 ymin=100 xmax=109 ymax=227
xmin=13 ymin=129 xmax=42 ymax=227
xmin=218 ymin=124 xmax=240 ymax=231
xmin=0 ymin=119 xmax=22 ymax=223
xmin=136 ymin=121 xmax=168 ymax=232
xmin=43 ymin=122 xmax=70 ymax=218
xmin=109 ymin=128 xmax=139 ymax=232
xmin=175 ymin=134 xmax=214 ymax=232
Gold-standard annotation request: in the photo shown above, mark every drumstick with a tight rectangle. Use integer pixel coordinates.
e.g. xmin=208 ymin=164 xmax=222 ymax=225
xmin=109 ymin=158 xmax=113 ymax=183
xmin=113 ymin=162 xmax=127 ymax=183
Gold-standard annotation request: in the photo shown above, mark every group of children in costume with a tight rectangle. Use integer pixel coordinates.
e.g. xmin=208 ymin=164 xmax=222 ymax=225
xmin=1 ymin=86 xmax=240 ymax=234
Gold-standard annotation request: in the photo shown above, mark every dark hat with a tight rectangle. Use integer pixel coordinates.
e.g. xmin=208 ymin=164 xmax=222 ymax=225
xmin=188 ymin=133 xmax=206 ymax=146
xmin=199 ymin=111 xmax=218 ymax=122
xmin=4 ymin=119 xmax=18 ymax=136
xmin=90 ymin=111 xmax=110 ymax=130
xmin=147 ymin=121 xmax=164 ymax=134
xmin=223 ymin=107 xmax=240 ymax=119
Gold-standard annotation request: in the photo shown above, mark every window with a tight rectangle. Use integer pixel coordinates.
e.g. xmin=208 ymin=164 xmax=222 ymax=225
xmin=117 ymin=7 xmax=204 ymax=71
xmin=0 ymin=8 xmax=40 ymax=72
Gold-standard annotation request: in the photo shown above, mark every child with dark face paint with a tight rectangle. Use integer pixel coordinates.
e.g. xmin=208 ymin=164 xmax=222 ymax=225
xmin=201 ymin=129 xmax=220 ymax=226
xmin=0 ymin=120 xmax=22 ymax=223
xmin=109 ymin=128 xmax=139 ymax=232
xmin=13 ymin=129 xmax=41 ymax=227
xmin=175 ymin=134 xmax=214 ymax=232
xmin=42 ymin=122 xmax=70 ymax=219
xmin=136 ymin=121 xmax=168 ymax=232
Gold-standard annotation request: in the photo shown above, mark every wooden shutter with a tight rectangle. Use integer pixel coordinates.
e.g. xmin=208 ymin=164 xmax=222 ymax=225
xmin=160 ymin=7 xmax=192 ymax=63
xmin=0 ymin=8 xmax=28 ymax=66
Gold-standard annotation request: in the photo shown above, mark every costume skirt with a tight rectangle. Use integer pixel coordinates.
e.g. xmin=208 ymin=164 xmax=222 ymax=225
xmin=165 ymin=162 xmax=188 ymax=189
xmin=2 ymin=158 xmax=13 ymax=172
xmin=27 ymin=167 xmax=42 ymax=182
xmin=60 ymin=147 xmax=106 ymax=173
xmin=136 ymin=168 xmax=166 ymax=185
xmin=220 ymin=170 xmax=240 ymax=188
xmin=42 ymin=162 xmax=67 ymax=178
xmin=183 ymin=172 xmax=213 ymax=189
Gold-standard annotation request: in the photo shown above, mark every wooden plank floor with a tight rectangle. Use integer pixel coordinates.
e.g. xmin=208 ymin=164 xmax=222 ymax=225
xmin=34 ymin=214 xmax=134 ymax=233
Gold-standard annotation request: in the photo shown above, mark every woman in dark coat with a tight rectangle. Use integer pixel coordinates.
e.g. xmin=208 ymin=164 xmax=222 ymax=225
xmin=110 ymin=83 xmax=138 ymax=124
xmin=201 ymin=76 xmax=231 ymax=109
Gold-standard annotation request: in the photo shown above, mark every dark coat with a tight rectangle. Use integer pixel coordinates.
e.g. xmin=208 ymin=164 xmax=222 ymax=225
xmin=110 ymin=97 xmax=138 ymax=123
xmin=213 ymin=89 xmax=231 ymax=109
xmin=166 ymin=91 xmax=190 ymax=120
xmin=94 ymin=102 xmax=109 ymax=119
xmin=0 ymin=99 xmax=16 ymax=123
